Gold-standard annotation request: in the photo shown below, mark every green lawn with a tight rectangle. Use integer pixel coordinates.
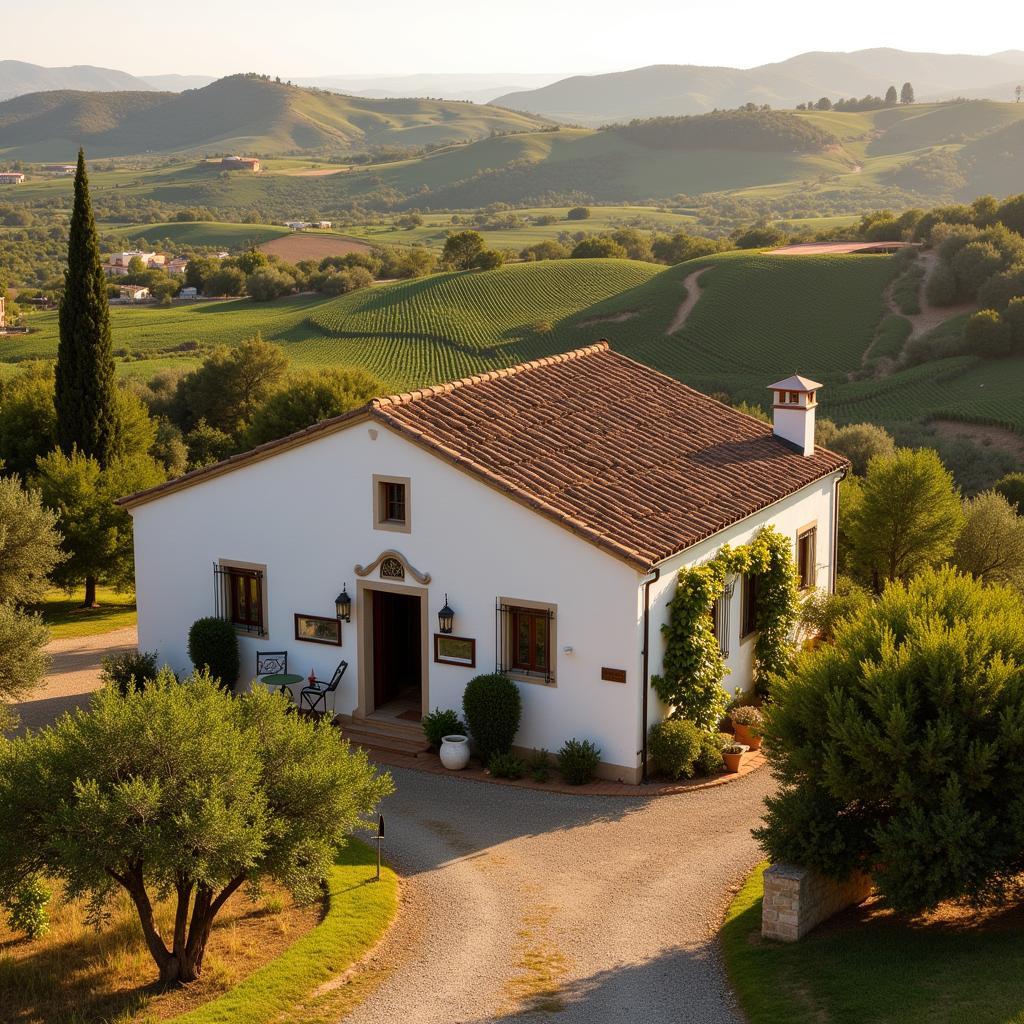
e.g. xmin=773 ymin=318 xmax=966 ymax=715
xmin=30 ymin=587 xmax=137 ymax=639
xmin=722 ymin=863 xmax=1024 ymax=1024
xmin=172 ymin=839 xmax=397 ymax=1024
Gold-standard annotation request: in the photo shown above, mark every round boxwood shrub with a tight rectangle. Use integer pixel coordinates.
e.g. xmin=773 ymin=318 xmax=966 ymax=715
xmin=693 ymin=731 xmax=731 ymax=777
xmin=422 ymin=707 xmax=464 ymax=750
xmin=187 ymin=617 xmax=240 ymax=691
xmin=648 ymin=720 xmax=702 ymax=780
xmin=557 ymin=738 xmax=601 ymax=785
xmin=462 ymin=673 xmax=522 ymax=763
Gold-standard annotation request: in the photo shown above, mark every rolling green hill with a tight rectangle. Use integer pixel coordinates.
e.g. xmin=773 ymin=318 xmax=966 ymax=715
xmin=105 ymin=220 xmax=292 ymax=248
xmin=7 ymin=255 xmax=1021 ymax=443
xmin=0 ymin=74 xmax=553 ymax=160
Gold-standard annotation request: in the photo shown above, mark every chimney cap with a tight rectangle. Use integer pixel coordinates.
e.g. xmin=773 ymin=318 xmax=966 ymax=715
xmin=768 ymin=374 xmax=823 ymax=393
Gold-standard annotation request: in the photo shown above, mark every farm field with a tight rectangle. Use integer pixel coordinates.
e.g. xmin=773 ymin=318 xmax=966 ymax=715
xmin=106 ymin=220 xmax=292 ymax=249
xmin=6 ymin=255 xmax=1021 ymax=438
xmin=257 ymin=231 xmax=374 ymax=260
xmin=343 ymin=205 xmax=702 ymax=253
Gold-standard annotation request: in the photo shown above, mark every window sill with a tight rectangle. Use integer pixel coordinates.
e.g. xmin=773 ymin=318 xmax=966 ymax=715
xmin=507 ymin=671 xmax=557 ymax=688
xmin=374 ymin=520 xmax=410 ymax=534
xmin=231 ymin=625 xmax=268 ymax=640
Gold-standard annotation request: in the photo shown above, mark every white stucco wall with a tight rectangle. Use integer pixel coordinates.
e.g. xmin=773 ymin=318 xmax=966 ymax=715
xmin=642 ymin=473 xmax=842 ymax=734
xmin=130 ymin=421 xmax=646 ymax=776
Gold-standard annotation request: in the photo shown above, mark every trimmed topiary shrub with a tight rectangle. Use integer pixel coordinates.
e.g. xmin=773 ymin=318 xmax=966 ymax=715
xmin=421 ymin=707 xmax=465 ymax=750
xmin=187 ymin=617 xmax=240 ymax=691
xmin=100 ymin=649 xmax=160 ymax=696
xmin=462 ymin=673 xmax=522 ymax=763
xmin=756 ymin=567 xmax=1024 ymax=914
xmin=648 ymin=719 xmax=702 ymax=780
xmin=488 ymin=752 xmax=526 ymax=779
xmin=557 ymin=738 xmax=601 ymax=785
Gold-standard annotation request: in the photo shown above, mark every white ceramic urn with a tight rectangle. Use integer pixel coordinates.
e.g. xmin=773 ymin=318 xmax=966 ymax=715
xmin=439 ymin=734 xmax=470 ymax=770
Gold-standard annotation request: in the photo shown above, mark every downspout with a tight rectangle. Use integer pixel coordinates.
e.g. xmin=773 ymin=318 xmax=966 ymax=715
xmin=640 ymin=566 xmax=661 ymax=783
xmin=831 ymin=469 xmax=847 ymax=594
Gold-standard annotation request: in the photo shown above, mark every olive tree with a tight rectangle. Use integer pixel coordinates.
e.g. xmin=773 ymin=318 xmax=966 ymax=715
xmin=953 ymin=490 xmax=1024 ymax=589
xmin=756 ymin=568 xmax=1024 ymax=913
xmin=0 ymin=673 xmax=393 ymax=982
xmin=844 ymin=448 xmax=964 ymax=592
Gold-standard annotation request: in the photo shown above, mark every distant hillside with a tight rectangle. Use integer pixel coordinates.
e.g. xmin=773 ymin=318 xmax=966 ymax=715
xmin=493 ymin=48 xmax=1024 ymax=124
xmin=0 ymin=60 xmax=151 ymax=101
xmin=0 ymin=74 xmax=553 ymax=159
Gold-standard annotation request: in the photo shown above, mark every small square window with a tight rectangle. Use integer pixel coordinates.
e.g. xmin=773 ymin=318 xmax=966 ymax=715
xmin=373 ymin=475 xmax=411 ymax=533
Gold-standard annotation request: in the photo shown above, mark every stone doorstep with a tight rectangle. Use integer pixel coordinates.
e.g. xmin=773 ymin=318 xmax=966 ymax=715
xmin=350 ymin=743 xmax=766 ymax=798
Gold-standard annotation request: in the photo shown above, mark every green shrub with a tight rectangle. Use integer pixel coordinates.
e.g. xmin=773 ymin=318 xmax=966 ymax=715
xmin=756 ymin=567 xmax=1024 ymax=913
xmin=557 ymin=738 xmax=601 ymax=785
xmin=462 ymin=673 xmax=522 ymax=763
xmin=4 ymin=875 xmax=50 ymax=939
xmin=488 ymin=752 xmax=525 ymax=779
xmin=694 ymin=732 xmax=731 ymax=776
xmin=994 ymin=472 xmax=1024 ymax=512
xmin=527 ymin=748 xmax=551 ymax=783
xmin=421 ymin=707 xmax=464 ymax=750
xmin=100 ymin=649 xmax=160 ymax=696
xmin=799 ymin=575 xmax=873 ymax=643
xmin=648 ymin=719 xmax=702 ymax=780
xmin=187 ymin=617 xmax=240 ymax=690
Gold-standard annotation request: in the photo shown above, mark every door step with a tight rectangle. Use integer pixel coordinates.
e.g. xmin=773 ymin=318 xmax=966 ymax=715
xmin=335 ymin=714 xmax=431 ymax=757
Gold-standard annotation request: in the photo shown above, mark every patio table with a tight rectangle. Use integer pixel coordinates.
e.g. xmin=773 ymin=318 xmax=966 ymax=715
xmin=260 ymin=672 xmax=304 ymax=700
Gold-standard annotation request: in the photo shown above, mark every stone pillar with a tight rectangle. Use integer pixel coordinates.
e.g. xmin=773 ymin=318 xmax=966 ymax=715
xmin=761 ymin=863 xmax=873 ymax=941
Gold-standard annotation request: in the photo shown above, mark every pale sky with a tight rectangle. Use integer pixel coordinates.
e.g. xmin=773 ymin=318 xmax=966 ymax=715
xmin=6 ymin=0 xmax=1018 ymax=77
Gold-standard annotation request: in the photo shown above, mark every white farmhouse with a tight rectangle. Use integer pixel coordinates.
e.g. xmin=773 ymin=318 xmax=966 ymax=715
xmin=122 ymin=343 xmax=846 ymax=783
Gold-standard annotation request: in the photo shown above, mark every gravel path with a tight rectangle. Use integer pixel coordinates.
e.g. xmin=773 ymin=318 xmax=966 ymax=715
xmin=348 ymin=765 xmax=772 ymax=1023
xmin=15 ymin=626 xmax=138 ymax=732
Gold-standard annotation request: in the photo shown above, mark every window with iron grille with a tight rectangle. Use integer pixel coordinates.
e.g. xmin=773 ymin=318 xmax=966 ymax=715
xmin=496 ymin=600 xmax=556 ymax=685
xmin=213 ymin=563 xmax=265 ymax=635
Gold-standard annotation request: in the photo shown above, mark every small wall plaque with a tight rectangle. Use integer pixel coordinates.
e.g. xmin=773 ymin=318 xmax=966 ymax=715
xmin=601 ymin=667 xmax=627 ymax=684
xmin=294 ymin=613 xmax=342 ymax=646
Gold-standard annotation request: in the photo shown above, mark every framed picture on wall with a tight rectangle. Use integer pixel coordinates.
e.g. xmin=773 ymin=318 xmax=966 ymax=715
xmin=434 ymin=634 xmax=476 ymax=667
xmin=294 ymin=613 xmax=342 ymax=646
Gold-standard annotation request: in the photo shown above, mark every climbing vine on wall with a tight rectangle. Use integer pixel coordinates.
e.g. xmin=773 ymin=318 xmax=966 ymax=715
xmin=651 ymin=526 xmax=800 ymax=728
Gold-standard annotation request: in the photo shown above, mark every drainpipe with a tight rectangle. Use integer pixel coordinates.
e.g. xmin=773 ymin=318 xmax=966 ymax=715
xmin=640 ymin=566 xmax=661 ymax=783
xmin=831 ymin=469 xmax=847 ymax=594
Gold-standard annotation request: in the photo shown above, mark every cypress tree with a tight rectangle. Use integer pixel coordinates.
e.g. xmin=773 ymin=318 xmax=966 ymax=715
xmin=56 ymin=149 xmax=116 ymax=467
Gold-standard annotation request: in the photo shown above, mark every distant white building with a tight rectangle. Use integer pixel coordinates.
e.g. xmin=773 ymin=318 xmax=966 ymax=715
xmin=119 ymin=285 xmax=150 ymax=303
xmin=167 ymin=257 xmax=189 ymax=276
xmin=105 ymin=251 xmax=171 ymax=277
xmin=0 ymin=172 xmax=25 ymax=184
xmin=178 ymin=286 xmax=198 ymax=299
xmin=315 ymin=220 xmax=333 ymax=229
xmin=284 ymin=220 xmax=311 ymax=231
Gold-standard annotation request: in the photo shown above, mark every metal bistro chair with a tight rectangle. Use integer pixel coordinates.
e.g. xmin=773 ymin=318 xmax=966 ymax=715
xmin=299 ymin=661 xmax=347 ymax=715
xmin=256 ymin=651 xmax=291 ymax=699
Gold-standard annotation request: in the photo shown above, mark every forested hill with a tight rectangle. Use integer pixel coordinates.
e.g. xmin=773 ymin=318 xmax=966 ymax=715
xmin=610 ymin=111 xmax=838 ymax=152
xmin=0 ymin=75 xmax=553 ymax=159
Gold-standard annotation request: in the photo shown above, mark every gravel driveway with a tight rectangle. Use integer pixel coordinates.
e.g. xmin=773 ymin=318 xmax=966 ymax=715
xmin=349 ymin=765 xmax=772 ymax=1024
xmin=14 ymin=626 xmax=138 ymax=733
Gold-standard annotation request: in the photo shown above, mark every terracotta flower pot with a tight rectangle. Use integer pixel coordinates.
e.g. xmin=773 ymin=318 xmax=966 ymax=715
xmin=733 ymin=723 xmax=761 ymax=751
xmin=722 ymin=750 xmax=745 ymax=773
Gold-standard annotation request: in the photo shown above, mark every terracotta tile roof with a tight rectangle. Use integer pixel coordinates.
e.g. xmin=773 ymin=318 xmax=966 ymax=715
xmin=120 ymin=342 xmax=847 ymax=569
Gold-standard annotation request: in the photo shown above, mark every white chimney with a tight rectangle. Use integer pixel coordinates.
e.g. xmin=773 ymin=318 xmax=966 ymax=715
xmin=767 ymin=375 xmax=822 ymax=457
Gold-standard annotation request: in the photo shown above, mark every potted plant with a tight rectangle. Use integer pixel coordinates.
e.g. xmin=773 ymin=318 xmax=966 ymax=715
xmin=722 ymin=742 xmax=748 ymax=773
xmin=731 ymin=705 xmax=764 ymax=751
xmin=439 ymin=735 xmax=471 ymax=770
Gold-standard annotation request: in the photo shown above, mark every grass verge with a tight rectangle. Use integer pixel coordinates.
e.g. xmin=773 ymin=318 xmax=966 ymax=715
xmin=31 ymin=587 xmax=137 ymax=640
xmin=721 ymin=861 xmax=1024 ymax=1024
xmin=170 ymin=839 xmax=397 ymax=1024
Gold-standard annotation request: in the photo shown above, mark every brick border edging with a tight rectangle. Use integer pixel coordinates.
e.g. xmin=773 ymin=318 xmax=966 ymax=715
xmin=361 ymin=746 xmax=766 ymax=797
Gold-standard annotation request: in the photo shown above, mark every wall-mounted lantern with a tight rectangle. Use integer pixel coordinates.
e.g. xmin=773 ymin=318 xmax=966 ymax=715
xmin=335 ymin=584 xmax=352 ymax=623
xmin=438 ymin=594 xmax=455 ymax=634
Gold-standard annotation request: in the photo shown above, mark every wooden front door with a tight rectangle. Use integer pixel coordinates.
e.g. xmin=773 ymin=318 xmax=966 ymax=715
xmin=371 ymin=589 xmax=422 ymax=709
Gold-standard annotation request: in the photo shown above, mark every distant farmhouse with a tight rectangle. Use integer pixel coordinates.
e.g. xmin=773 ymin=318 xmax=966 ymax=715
xmin=103 ymin=251 xmax=188 ymax=277
xmin=0 ymin=172 xmax=26 ymax=184
xmin=284 ymin=220 xmax=332 ymax=230
xmin=221 ymin=156 xmax=261 ymax=172
xmin=118 ymin=285 xmax=150 ymax=303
